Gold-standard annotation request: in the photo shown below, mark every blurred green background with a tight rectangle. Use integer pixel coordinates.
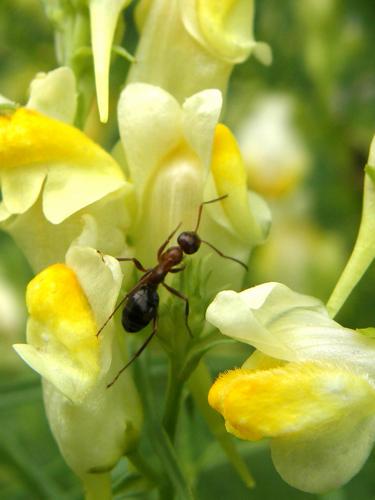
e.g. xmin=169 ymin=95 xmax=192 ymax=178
xmin=1 ymin=0 xmax=375 ymax=498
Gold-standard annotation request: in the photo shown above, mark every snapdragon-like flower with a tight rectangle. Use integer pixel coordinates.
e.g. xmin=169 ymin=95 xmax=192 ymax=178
xmin=118 ymin=83 xmax=270 ymax=286
xmin=129 ymin=0 xmax=271 ymax=102
xmin=236 ymin=95 xmax=310 ymax=198
xmin=206 ymin=282 xmax=375 ymax=493
xmin=14 ymin=246 xmax=142 ymax=497
xmin=0 ymin=68 xmax=132 ymax=271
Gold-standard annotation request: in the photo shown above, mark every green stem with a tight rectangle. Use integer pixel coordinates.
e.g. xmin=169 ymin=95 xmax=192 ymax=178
xmin=188 ymin=362 xmax=255 ymax=488
xmin=127 ymin=449 xmax=158 ymax=485
xmin=327 ymin=174 xmax=375 ymax=318
xmin=82 ymin=472 xmax=112 ymax=500
xmin=135 ymin=355 xmax=194 ymax=500
xmin=162 ymin=361 xmax=183 ymax=442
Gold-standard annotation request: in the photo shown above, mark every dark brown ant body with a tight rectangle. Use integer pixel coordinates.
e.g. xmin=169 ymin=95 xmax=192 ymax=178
xmin=97 ymin=195 xmax=248 ymax=387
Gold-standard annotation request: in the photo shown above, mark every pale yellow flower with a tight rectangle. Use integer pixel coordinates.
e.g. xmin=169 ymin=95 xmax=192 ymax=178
xmin=14 ymin=246 xmax=142 ymax=493
xmin=207 ymin=282 xmax=375 ymax=493
xmin=0 ymin=69 xmax=132 ymax=271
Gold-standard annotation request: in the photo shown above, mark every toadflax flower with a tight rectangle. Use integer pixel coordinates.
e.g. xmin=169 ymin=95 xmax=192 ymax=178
xmin=0 ymin=68 xmax=133 ymax=272
xmin=117 ymin=82 xmax=270 ymax=288
xmin=129 ymin=0 xmax=271 ymax=103
xmin=206 ymin=282 xmax=375 ymax=493
xmin=235 ymin=95 xmax=310 ymax=198
xmin=14 ymin=246 xmax=142 ymax=499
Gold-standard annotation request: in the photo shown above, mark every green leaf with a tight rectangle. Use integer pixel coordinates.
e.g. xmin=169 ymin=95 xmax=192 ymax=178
xmin=0 ymin=427 xmax=66 ymax=499
xmin=135 ymin=356 xmax=195 ymax=500
xmin=188 ymin=362 xmax=255 ymax=489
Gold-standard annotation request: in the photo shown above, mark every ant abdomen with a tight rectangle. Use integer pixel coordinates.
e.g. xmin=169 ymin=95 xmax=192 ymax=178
xmin=122 ymin=285 xmax=159 ymax=333
xmin=177 ymin=231 xmax=201 ymax=254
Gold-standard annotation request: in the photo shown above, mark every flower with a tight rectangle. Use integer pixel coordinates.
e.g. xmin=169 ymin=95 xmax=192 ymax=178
xmin=118 ymin=83 xmax=270 ymax=287
xmin=14 ymin=246 xmax=142 ymax=494
xmin=206 ymin=282 xmax=375 ymax=493
xmin=235 ymin=95 xmax=310 ymax=198
xmin=0 ymin=69 xmax=132 ymax=271
xmin=129 ymin=0 xmax=271 ymax=103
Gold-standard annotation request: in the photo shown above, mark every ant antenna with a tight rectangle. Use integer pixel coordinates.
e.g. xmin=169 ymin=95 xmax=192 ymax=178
xmin=194 ymin=194 xmax=228 ymax=232
xmin=193 ymin=194 xmax=248 ymax=271
xmin=201 ymin=239 xmax=248 ymax=271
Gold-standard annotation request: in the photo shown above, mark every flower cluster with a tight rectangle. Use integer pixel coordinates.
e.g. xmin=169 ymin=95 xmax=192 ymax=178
xmin=1 ymin=1 xmax=270 ymax=496
xmin=3 ymin=0 xmax=374 ymax=497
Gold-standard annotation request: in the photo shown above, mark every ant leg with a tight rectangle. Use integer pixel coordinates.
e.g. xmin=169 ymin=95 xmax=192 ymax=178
xmin=157 ymin=222 xmax=182 ymax=261
xmin=162 ymin=282 xmax=192 ymax=338
xmin=95 ymin=293 xmax=131 ymax=338
xmin=194 ymin=194 xmax=228 ymax=232
xmin=107 ymin=315 xmax=158 ymax=388
xmin=115 ymin=257 xmax=148 ymax=272
xmin=200 ymin=239 xmax=248 ymax=271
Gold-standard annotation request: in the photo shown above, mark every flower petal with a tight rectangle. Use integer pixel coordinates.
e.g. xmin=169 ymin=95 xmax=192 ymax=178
xmin=134 ymin=146 xmax=203 ymax=265
xmin=13 ymin=248 xmax=123 ymax=402
xmin=207 ymin=283 xmax=375 ymax=376
xmin=209 ymin=362 xmax=375 ymax=493
xmin=0 ymin=109 xmax=126 ymax=223
xmin=89 ymin=0 xmax=131 ymax=123
xmin=118 ymin=83 xmax=182 ymax=200
xmin=210 ymin=124 xmax=267 ymax=244
xmin=182 ymin=89 xmax=222 ymax=172
xmin=182 ymin=0 xmax=268 ymax=64
xmin=26 ymin=67 xmax=77 ymax=124
xmin=206 ymin=287 xmax=295 ymax=360
xmin=210 ymin=362 xmax=375 ymax=439
xmin=272 ymin=413 xmax=375 ymax=493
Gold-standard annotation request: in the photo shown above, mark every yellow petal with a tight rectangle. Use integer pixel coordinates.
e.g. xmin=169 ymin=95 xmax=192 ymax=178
xmin=189 ymin=0 xmax=262 ymax=63
xmin=26 ymin=263 xmax=99 ymax=373
xmin=209 ymin=362 xmax=375 ymax=441
xmin=0 ymin=108 xmax=121 ymax=170
xmin=211 ymin=124 xmax=263 ymax=243
xmin=0 ymin=109 xmax=126 ymax=223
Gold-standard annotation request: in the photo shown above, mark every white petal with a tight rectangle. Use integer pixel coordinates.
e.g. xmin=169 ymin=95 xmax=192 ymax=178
xmin=208 ymin=283 xmax=375 ymax=377
xmin=13 ymin=342 xmax=93 ymax=404
xmin=182 ymin=89 xmax=222 ymax=172
xmin=66 ymin=246 xmax=123 ymax=327
xmin=27 ymin=67 xmax=77 ymax=124
xmin=272 ymin=414 xmax=375 ymax=493
xmin=118 ymin=83 xmax=182 ymax=198
xmin=206 ymin=289 xmax=294 ymax=359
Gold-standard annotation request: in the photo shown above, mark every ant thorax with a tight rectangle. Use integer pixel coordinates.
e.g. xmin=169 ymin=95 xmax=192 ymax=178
xmin=160 ymin=246 xmax=184 ymax=266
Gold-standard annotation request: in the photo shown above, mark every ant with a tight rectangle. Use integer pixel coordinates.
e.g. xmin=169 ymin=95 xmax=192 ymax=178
xmin=97 ymin=194 xmax=248 ymax=388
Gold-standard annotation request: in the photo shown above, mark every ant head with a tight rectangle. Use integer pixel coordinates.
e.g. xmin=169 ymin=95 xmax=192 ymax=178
xmin=177 ymin=231 xmax=201 ymax=255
